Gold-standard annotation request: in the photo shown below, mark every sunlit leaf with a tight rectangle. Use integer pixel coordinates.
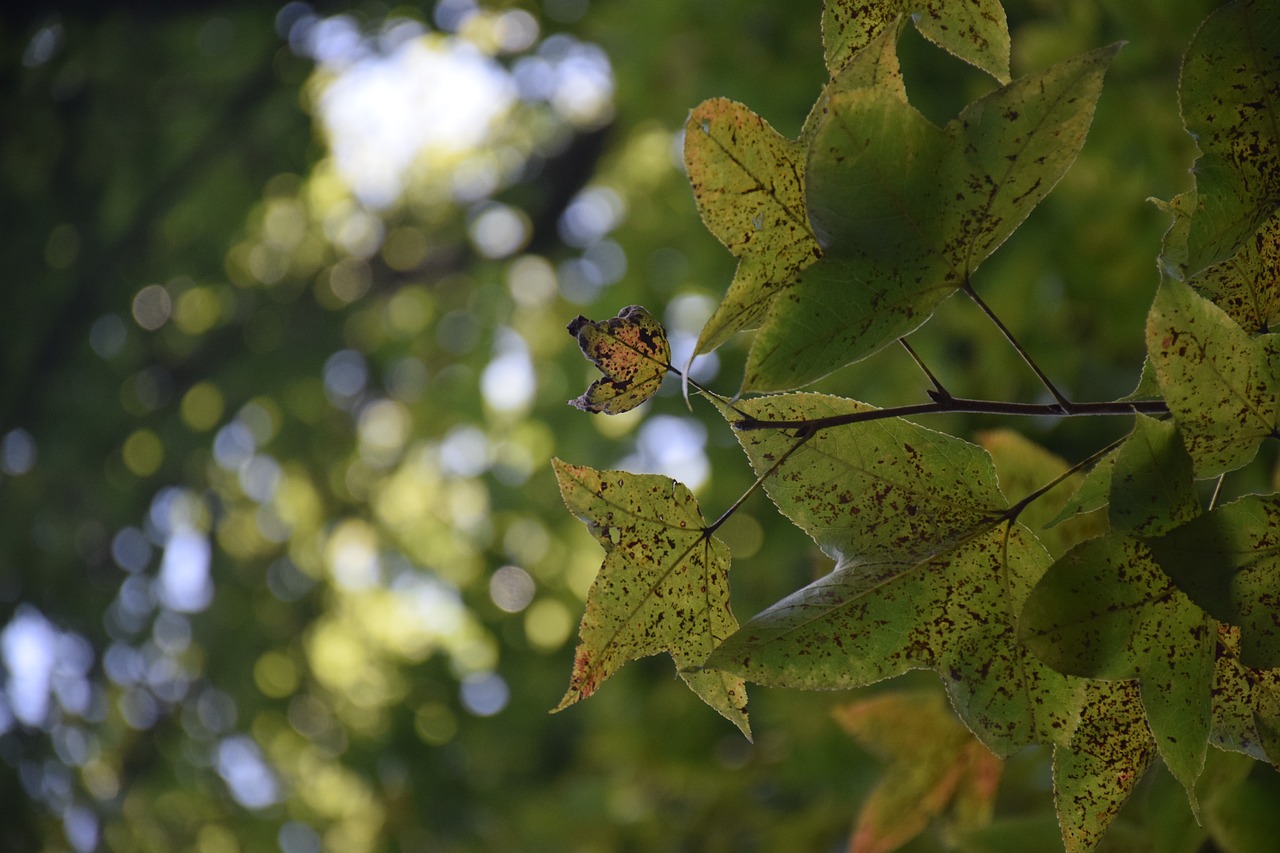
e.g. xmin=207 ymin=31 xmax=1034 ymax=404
xmin=833 ymin=689 xmax=1001 ymax=853
xmin=1019 ymin=531 xmax=1213 ymax=807
xmin=1147 ymin=494 xmax=1280 ymax=670
xmin=821 ymin=0 xmax=1010 ymax=83
xmin=724 ymin=393 xmax=1007 ymax=563
xmin=1052 ymin=680 xmax=1157 ymax=853
xmin=1146 ymin=280 xmax=1280 ymax=477
xmin=567 ymin=305 xmax=671 ymax=415
xmin=551 ymin=460 xmax=750 ymax=736
xmin=683 ymin=98 xmax=821 ymax=354
xmin=744 ymin=43 xmax=1118 ymax=391
xmin=1177 ymin=0 xmax=1280 ymax=275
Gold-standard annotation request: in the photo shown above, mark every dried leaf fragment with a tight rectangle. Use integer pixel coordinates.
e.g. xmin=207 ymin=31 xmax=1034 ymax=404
xmin=567 ymin=305 xmax=671 ymax=414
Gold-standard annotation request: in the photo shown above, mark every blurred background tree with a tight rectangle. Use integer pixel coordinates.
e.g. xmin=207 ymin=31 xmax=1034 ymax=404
xmin=0 ymin=1 xmax=1250 ymax=851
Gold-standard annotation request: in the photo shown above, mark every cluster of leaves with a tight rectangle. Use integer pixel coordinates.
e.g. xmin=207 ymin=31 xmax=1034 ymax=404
xmin=553 ymin=0 xmax=1280 ymax=850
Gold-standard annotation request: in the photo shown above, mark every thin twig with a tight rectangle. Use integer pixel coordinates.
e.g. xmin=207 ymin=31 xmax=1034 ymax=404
xmin=704 ymin=429 xmax=815 ymax=537
xmin=963 ymin=280 xmax=1072 ymax=408
xmin=734 ymin=396 xmax=1170 ymax=433
xmin=899 ymin=338 xmax=951 ymax=399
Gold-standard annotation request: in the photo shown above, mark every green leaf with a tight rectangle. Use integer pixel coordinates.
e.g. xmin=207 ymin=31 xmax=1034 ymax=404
xmin=1052 ymin=680 xmax=1157 ymax=853
xmin=683 ymin=98 xmax=822 ymax=354
xmin=724 ymin=393 xmax=1007 ymax=563
xmin=708 ymin=525 xmax=1080 ymax=755
xmin=1177 ymin=0 xmax=1280 ymax=275
xmin=1108 ymin=414 xmax=1198 ymax=536
xmin=833 ymin=689 xmax=1002 ymax=853
xmin=1210 ymin=624 xmax=1280 ymax=768
xmin=744 ymin=43 xmax=1119 ymax=391
xmin=1147 ymin=494 xmax=1280 ymax=670
xmin=1019 ymin=531 xmax=1213 ymax=808
xmin=821 ymin=0 xmax=1010 ymax=83
xmin=551 ymin=460 xmax=749 ymax=737
xmin=1145 ymin=279 xmax=1280 ymax=477
xmin=567 ymin=305 xmax=671 ymax=415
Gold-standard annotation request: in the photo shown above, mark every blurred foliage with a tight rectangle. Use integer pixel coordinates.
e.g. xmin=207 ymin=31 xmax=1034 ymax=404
xmin=0 ymin=1 xmax=1273 ymax=852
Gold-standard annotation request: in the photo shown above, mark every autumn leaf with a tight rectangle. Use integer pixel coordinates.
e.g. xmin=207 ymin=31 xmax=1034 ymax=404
xmin=567 ymin=305 xmax=671 ymax=415
xmin=1209 ymin=624 xmax=1280 ymax=769
xmin=744 ymin=42 xmax=1119 ymax=391
xmin=833 ymin=689 xmax=1002 ymax=853
xmin=1186 ymin=209 xmax=1280 ymax=334
xmin=1145 ymin=279 xmax=1280 ymax=477
xmin=708 ymin=394 xmax=1083 ymax=755
xmin=551 ymin=460 xmax=750 ymax=737
xmin=1052 ymin=680 xmax=1158 ymax=853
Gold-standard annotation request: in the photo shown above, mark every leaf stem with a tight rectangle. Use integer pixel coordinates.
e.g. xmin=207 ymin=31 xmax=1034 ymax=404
xmin=899 ymin=338 xmax=950 ymax=398
xmin=963 ymin=281 xmax=1072 ymax=408
xmin=1002 ymin=436 xmax=1124 ymax=523
xmin=704 ymin=430 xmax=815 ymax=537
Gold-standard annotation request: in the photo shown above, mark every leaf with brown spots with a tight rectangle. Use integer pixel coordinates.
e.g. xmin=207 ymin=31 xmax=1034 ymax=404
xmin=744 ymin=42 xmax=1119 ymax=391
xmin=833 ymin=689 xmax=1002 ymax=853
xmin=551 ymin=460 xmax=749 ymax=737
xmin=567 ymin=305 xmax=671 ymax=415
xmin=1052 ymin=680 xmax=1158 ymax=853
xmin=1209 ymin=624 xmax=1280 ymax=768
xmin=1147 ymin=494 xmax=1280 ymax=670
xmin=683 ymin=98 xmax=822 ymax=355
xmin=1188 ymin=209 xmax=1280 ymax=334
xmin=1145 ymin=279 xmax=1280 ymax=477
xmin=822 ymin=0 xmax=1010 ymax=83
xmin=1019 ymin=532 xmax=1214 ymax=810
xmin=710 ymin=394 xmax=1083 ymax=755
xmin=1176 ymin=0 xmax=1280 ymax=276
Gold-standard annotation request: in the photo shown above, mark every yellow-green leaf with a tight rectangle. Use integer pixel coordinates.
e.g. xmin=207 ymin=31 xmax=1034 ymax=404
xmin=551 ymin=460 xmax=749 ymax=736
xmin=567 ymin=305 xmax=671 ymax=415
xmin=1145 ymin=280 xmax=1280 ymax=477
xmin=822 ymin=0 xmax=1010 ymax=83
xmin=1053 ymin=680 xmax=1157 ymax=853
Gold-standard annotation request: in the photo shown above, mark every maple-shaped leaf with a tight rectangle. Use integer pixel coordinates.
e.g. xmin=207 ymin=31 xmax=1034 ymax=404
xmin=833 ymin=689 xmax=1002 ymax=853
xmin=551 ymin=460 xmax=750 ymax=737
xmin=1021 ymin=416 xmax=1213 ymax=808
xmin=567 ymin=305 xmax=671 ymax=415
xmin=708 ymin=394 xmax=1083 ymax=755
xmin=744 ymin=41 xmax=1118 ymax=391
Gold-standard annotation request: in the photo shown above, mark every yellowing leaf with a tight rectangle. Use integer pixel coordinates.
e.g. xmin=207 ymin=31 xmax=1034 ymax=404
xmin=683 ymin=99 xmax=822 ymax=355
xmin=1145 ymin=280 xmax=1280 ymax=477
xmin=1210 ymin=624 xmax=1280 ymax=769
xmin=710 ymin=394 xmax=1083 ymax=755
xmin=745 ymin=43 xmax=1119 ymax=391
xmin=1053 ymin=680 xmax=1157 ymax=853
xmin=551 ymin=460 xmax=749 ymax=737
xmin=834 ymin=689 xmax=1002 ymax=853
xmin=1189 ymin=209 xmax=1280 ymax=334
xmin=822 ymin=0 xmax=1010 ymax=83
xmin=567 ymin=305 xmax=671 ymax=415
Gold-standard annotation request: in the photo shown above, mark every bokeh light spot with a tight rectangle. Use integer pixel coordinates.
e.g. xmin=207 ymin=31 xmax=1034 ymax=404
xmin=488 ymin=565 xmax=535 ymax=613
xmin=131 ymin=284 xmax=172 ymax=331
xmin=524 ymin=599 xmax=573 ymax=651
xmin=122 ymin=429 xmax=164 ymax=477
xmin=181 ymin=382 xmax=225 ymax=432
